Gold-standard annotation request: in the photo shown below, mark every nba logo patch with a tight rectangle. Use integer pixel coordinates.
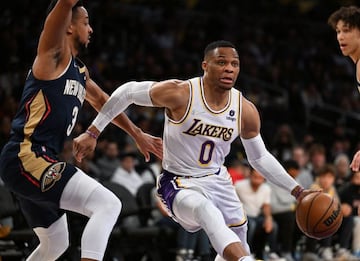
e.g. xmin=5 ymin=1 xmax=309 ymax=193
xmin=40 ymin=162 xmax=66 ymax=192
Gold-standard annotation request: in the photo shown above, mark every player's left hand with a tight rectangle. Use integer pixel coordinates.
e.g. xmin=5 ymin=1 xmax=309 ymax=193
xmin=133 ymin=131 xmax=163 ymax=162
xmin=73 ymin=132 xmax=97 ymax=162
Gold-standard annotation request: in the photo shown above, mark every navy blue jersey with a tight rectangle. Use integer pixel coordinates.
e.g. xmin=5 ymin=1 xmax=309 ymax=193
xmin=0 ymin=57 xmax=88 ymax=228
xmin=10 ymin=57 xmax=86 ymax=154
xmin=0 ymin=57 xmax=86 ymax=190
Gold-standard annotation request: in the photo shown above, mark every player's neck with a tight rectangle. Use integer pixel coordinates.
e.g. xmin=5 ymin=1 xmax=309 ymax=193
xmin=350 ymin=48 xmax=360 ymax=64
xmin=203 ymin=85 xmax=230 ymax=110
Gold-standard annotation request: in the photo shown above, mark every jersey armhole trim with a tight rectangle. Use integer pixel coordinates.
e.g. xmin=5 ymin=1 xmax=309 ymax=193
xmin=166 ymin=79 xmax=193 ymax=124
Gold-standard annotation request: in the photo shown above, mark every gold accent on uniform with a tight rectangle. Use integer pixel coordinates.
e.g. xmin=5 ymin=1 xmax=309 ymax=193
xmin=228 ymin=217 xmax=247 ymax=228
xmin=79 ymin=67 xmax=86 ymax=74
xmin=175 ymin=177 xmax=187 ymax=188
xmin=18 ymin=90 xmax=52 ymax=180
xmin=228 ymin=204 xmax=247 ymax=227
xmin=237 ymin=92 xmax=242 ymax=135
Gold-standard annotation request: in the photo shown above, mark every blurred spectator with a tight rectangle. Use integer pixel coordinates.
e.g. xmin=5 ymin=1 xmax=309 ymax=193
xmin=137 ymin=156 xmax=162 ymax=184
xmin=96 ymin=140 xmax=121 ymax=182
xmin=270 ymin=159 xmax=299 ymax=261
xmin=301 ymin=82 xmax=323 ymax=119
xmin=308 ymin=143 xmax=327 ymax=179
xmin=271 ymin=124 xmax=296 ymax=163
xmin=1 ymin=0 xmax=360 ymax=259
xmin=333 ymin=153 xmax=351 ymax=190
xmin=227 ymin=158 xmax=247 ymax=185
xmin=338 ymin=170 xmax=360 ymax=258
xmin=0 ymin=115 xmax=11 ymax=151
xmin=235 ymin=168 xmax=279 ymax=260
xmin=110 ymin=151 xmax=145 ymax=196
xmin=291 ymin=145 xmax=314 ymax=189
xmin=0 ymin=179 xmax=16 ymax=238
xmin=307 ymin=164 xmax=355 ymax=260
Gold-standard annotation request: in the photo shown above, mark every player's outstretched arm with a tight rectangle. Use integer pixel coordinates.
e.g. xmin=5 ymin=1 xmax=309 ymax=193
xmin=76 ymin=78 xmax=163 ymax=162
xmin=240 ymin=97 xmax=301 ymax=193
xmin=33 ymin=0 xmax=78 ymax=80
xmin=74 ymin=79 xmax=186 ymax=162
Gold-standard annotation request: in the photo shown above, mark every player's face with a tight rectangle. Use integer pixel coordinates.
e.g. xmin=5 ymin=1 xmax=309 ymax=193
xmin=72 ymin=7 xmax=93 ymax=52
xmin=335 ymin=20 xmax=360 ymax=58
xmin=202 ymin=47 xmax=240 ymax=91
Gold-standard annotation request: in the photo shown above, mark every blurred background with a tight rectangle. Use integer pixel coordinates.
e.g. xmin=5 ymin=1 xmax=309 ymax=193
xmin=0 ymin=0 xmax=359 ymax=158
xmin=0 ymin=0 xmax=360 ymax=260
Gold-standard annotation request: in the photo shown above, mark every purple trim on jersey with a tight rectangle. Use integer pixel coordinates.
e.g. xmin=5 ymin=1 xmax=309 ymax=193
xmin=157 ymin=168 xmax=221 ymax=214
xmin=157 ymin=170 xmax=181 ymax=214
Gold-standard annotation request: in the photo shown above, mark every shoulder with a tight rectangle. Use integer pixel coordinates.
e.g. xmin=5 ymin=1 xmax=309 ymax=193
xmin=240 ymin=96 xmax=261 ymax=138
xmin=150 ymin=79 xmax=190 ymax=109
xmin=241 ymin=96 xmax=259 ymax=115
xmin=153 ymin=79 xmax=188 ymax=90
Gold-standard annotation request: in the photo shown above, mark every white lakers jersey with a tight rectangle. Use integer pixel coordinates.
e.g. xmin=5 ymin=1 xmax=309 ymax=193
xmin=162 ymin=77 xmax=242 ymax=177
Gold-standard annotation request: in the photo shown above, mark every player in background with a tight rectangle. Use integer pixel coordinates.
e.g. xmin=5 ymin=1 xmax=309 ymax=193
xmin=328 ymin=6 xmax=360 ymax=172
xmin=0 ymin=1 xmax=162 ymax=260
xmin=73 ymin=40 xmax=318 ymax=261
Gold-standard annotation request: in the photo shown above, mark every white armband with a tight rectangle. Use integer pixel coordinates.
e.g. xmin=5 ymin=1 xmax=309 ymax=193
xmin=92 ymin=81 xmax=155 ymax=132
xmin=241 ymin=134 xmax=299 ymax=193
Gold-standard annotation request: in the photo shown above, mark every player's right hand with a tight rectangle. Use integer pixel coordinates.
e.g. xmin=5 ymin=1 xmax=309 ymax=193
xmin=296 ymin=189 xmax=322 ymax=203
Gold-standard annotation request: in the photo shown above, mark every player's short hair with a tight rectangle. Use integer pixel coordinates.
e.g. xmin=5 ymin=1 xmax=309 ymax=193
xmin=328 ymin=5 xmax=360 ymax=29
xmin=204 ymin=40 xmax=237 ymax=58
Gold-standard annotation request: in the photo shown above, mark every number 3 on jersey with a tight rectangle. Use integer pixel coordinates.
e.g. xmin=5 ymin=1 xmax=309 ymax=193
xmin=67 ymin=106 xmax=79 ymax=136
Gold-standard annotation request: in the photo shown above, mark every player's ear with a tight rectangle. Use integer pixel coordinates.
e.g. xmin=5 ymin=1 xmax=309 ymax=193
xmin=201 ymin=60 xmax=207 ymax=70
xmin=67 ymin=24 xmax=73 ymax=34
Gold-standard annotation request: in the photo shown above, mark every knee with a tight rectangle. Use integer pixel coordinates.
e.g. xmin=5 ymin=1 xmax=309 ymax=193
xmin=193 ymin=200 xmax=223 ymax=227
xmin=103 ymin=192 xmax=122 ymax=219
xmin=54 ymin=233 xmax=70 ymax=257
xmin=44 ymin=237 xmax=69 ymax=260
xmin=30 ymin=228 xmax=69 ymax=260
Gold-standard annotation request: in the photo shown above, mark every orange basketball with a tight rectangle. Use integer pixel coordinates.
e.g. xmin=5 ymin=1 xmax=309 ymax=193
xmin=295 ymin=192 xmax=343 ymax=239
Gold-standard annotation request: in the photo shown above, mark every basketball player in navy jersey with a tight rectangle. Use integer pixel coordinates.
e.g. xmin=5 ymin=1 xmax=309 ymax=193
xmin=328 ymin=6 xmax=360 ymax=173
xmin=74 ymin=40 xmax=318 ymax=261
xmin=0 ymin=1 xmax=162 ymax=260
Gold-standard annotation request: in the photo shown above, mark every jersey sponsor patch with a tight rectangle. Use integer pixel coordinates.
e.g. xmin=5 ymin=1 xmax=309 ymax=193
xmin=40 ymin=162 xmax=66 ymax=192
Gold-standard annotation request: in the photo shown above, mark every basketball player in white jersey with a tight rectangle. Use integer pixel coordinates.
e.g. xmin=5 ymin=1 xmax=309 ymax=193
xmin=74 ymin=40 xmax=317 ymax=261
xmin=328 ymin=6 xmax=360 ymax=172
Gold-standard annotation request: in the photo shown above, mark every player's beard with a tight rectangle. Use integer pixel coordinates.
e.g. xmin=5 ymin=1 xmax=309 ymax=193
xmin=74 ymin=36 xmax=89 ymax=56
xmin=77 ymin=42 xmax=88 ymax=56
